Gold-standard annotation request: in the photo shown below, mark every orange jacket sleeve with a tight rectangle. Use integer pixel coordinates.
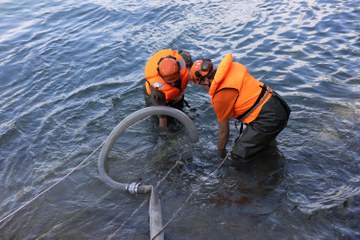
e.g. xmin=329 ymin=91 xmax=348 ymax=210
xmin=212 ymin=89 xmax=238 ymax=122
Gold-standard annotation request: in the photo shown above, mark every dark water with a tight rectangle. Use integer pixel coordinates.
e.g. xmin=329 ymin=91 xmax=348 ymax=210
xmin=1 ymin=0 xmax=359 ymax=239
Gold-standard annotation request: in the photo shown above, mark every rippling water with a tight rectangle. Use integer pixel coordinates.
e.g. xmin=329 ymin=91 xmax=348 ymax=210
xmin=1 ymin=0 xmax=359 ymax=239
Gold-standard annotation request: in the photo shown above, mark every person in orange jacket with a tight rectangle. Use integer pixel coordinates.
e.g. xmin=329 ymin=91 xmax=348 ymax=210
xmin=189 ymin=53 xmax=291 ymax=161
xmin=144 ymin=49 xmax=193 ymax=128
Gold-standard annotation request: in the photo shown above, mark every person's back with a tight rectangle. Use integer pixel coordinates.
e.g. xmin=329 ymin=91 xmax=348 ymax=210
xmin=143 ymin=49 xmax=193 ymax=128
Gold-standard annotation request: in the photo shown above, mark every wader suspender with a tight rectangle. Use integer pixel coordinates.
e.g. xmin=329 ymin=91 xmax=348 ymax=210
xmin=236 ymin=84 xmax=272 ymax=122
xmin=234 ymin=84 xmax=273 ymax=141
xmin=234 ymin=119 xmax=244 ymax=142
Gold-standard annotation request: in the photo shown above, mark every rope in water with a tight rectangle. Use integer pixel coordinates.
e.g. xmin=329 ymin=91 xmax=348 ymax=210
xmin=0 ymin=141 xmax=105 ymax=225
xmin=107 ymin=160 xmax=181 ymax=239
xmin=0 ymin=142 xmax=230 ymax=238
xmin=1 ymin=130 xmax=229 ymax=237
xmin=151 ymin=152 xmax=230 ymax=240
xmin=0 ymin=112 xmax=155 ymax=226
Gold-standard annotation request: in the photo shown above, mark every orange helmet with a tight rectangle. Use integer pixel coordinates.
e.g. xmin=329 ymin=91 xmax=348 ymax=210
xmin=189 ymin=59 xmax=213 ymax=84
xmin=157 ymin=56 xmax=180 ymax=83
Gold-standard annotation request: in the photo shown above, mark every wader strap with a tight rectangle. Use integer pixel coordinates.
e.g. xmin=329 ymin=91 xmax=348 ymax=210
xmin=234 ymin=119 xmax=244 ymax=143
xmin=236 ymin=84 xmax=272 ymax=122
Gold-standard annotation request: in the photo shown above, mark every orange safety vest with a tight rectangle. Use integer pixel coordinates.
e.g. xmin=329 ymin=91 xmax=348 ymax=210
xmin=144 ymin=49 xmax=189 ymax=104
xmin=209 ymin=53 xmax=272 ymax=123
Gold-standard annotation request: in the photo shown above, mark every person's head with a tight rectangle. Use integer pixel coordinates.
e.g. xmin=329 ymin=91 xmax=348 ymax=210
xmin=157 ymin=56 xmax=181 ymax=86
xmin=178 ymin=50 xmax=193 ymax=68
xmin=189 ymin=59 xmax=216 ymax=89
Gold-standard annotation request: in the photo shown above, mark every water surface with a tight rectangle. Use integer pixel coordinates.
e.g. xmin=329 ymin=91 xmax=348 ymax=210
xmin=1 ymin=0 xmax=359 ymax=239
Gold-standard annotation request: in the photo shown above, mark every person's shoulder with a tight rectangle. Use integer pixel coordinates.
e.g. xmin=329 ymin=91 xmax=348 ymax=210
xmin=215 ymin=88 xmax=238 ymax=98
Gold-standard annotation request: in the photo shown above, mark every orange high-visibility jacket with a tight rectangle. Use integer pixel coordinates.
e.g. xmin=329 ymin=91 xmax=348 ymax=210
xmin=209 ymin=53 xmax=271 ymax=123
xmin=144 ymin=49 xmax=189 ymax=104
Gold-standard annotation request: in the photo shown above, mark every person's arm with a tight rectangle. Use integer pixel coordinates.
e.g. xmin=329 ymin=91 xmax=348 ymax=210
xmin=217 ymin=119 xmax=229 ymax=151
xmin=159 ymin=116 xmax=167 ymax=129
xmin=149 ymin=86 xmax=168 ymax=128
xmin=212 ymin=89 xmax=238 ymax=157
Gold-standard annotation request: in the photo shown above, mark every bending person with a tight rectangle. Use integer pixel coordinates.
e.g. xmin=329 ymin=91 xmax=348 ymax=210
xmin=144 ymin=49 xmax=193 ymax=128
xmin=189 ymin=53 xmax=291 ymax=161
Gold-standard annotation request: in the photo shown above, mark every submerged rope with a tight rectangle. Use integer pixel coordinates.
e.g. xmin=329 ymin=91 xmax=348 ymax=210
xmin=0 ymin=141 xmax=105 ymax=225
xmin=106 ymin=197 xmax=149 ymax=240
xmin=107 ymin=160 xmax=180 ymax=239
xmin=151 ymin=152 xmax=231 ymax=240
xmin=2 ymin=129 xmax=229 ymax=238
xmin=107 ymin=152 xmax=230 ymax=240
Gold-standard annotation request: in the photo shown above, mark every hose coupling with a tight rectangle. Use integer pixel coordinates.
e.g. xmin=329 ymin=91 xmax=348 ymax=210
xmin=127 ymin=182 xmax=141 ymax=194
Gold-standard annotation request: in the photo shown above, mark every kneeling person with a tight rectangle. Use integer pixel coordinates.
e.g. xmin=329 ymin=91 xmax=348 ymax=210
xmin=144 ymin=49 xmax=193 ymax=128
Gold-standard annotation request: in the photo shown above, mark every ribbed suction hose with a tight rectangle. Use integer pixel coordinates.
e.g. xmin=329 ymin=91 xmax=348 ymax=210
xmin=98 ymin=106 xmax=198 ymax=192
